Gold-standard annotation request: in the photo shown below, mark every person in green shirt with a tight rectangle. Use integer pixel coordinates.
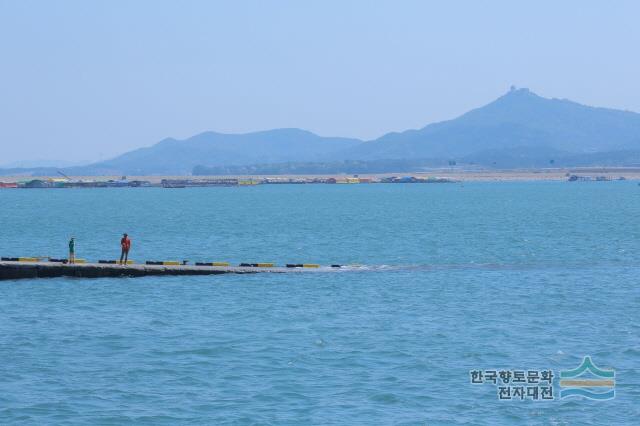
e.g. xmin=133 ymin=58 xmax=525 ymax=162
xmin=68 ymin=237 xmax=76 ymax=264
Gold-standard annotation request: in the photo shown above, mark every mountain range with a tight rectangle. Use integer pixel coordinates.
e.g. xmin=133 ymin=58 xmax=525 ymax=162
xmin=4 ymin=87 xmax=640 ymax=176
xmin=86 ymin=129 xmax=361 ymax=175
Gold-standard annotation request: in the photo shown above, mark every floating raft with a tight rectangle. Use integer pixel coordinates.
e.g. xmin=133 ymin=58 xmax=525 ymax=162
xmin=0 ymin=260 xmax=340 ymax=280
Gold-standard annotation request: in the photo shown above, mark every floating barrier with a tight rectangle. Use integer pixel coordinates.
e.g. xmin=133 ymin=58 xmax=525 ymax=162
xmin=2 ymin=257 xmax=341 ymax=269
xmin=10 ymin=257 xmax=84 ymax=263
xmin=146 ymin=261 xmax=181 ymax=266
xmin=1 ymin=257 xmax=90 ymax=264
xmin=286 ymin=263 xmax=321 ymax=268
xmin=195 ymin=262 xmax=230 ymax=267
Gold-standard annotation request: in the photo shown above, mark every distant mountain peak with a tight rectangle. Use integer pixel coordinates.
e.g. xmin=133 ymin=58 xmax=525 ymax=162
xmin=508 ymin=85 xmax=532 ymax=94
xmin=344 ymin=87 xmax=640 ymax=161
xmin=499 ymin=86 xmax=540 ymax=102
xmin=87 ymin=127 xmax=362 ymax=174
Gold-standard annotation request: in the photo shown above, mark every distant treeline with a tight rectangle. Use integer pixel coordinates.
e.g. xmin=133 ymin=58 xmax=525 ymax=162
xmin=5 ymin=150 xmax=640 ymax=178
xmin=192 ymin=159 xmax=454 ymax=175
xmin=192 ymin=150 xmax=640 ymax=176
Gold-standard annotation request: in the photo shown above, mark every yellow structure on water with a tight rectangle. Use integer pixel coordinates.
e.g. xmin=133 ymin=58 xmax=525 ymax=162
xmin=337 ymin=177 xmax=362 ymax=184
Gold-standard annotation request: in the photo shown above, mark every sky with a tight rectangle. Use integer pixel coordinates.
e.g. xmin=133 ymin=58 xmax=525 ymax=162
xmin=1 ymin=0 xmax=639 ymax=165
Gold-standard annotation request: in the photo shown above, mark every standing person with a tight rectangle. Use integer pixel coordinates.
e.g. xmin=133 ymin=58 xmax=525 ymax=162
xmin=120 ymin=233 xmax=131 ymax=265
xmin=68 ymin=237 xmax=76 ymax=264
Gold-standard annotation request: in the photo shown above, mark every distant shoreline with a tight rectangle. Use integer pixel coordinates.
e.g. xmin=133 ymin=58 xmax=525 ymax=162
xmin=2 ymin=168 xmax=640 ymax=184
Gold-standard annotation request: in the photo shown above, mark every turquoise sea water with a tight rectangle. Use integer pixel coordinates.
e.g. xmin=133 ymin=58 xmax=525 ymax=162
xmin=1 ymin=182 xmax=639 ymax=425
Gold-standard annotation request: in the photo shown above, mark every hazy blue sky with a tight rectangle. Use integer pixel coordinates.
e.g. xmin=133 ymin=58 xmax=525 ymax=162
xmin=1 ymin=0 xmax=639 ymax=164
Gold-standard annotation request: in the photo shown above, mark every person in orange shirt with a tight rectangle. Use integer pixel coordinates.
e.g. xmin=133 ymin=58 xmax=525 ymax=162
xmin=119 ymin=233 xmax=131 ymax=265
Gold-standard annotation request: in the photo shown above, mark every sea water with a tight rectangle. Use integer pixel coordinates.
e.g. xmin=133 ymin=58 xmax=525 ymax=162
xmin=0 ymin=182 xmax=638 ymax=424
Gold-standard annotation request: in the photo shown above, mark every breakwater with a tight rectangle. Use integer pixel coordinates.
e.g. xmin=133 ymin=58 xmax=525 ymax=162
xmin=0 ymin=260 xmax=339 ymax=280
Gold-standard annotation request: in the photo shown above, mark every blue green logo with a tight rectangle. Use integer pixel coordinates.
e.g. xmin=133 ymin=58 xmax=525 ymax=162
xmin=559 ymin=356 xmax=615 ymax=400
